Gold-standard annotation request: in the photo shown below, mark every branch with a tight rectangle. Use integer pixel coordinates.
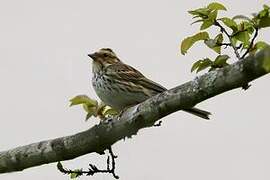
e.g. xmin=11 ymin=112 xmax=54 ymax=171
xmin=1 ymin=47 xmax=270 ymax=174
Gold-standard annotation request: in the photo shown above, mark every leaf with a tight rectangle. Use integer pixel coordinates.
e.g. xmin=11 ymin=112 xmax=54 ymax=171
xmin=214 ymin=33 xmax=223 ymax=44
xmin=255 ymin=41 xmax=269 ymax=50
xmin=249 ymin=41 xmax=270 ymax=55
xmin=196 ymin=58 xmax=213 ymax=73
xmin=219 ymin=17 xmax=238 ymax=31
xmin=180 ymin=32 xmax=210 ymax=55
xmin=234 ymin=31 xmax=250 ymax=46
xmin=213 ymin=55 xmax=230 ymax=68
xmin=69 ymin=95 xmax=97 ymax=107
xmin=57 ymin=162 xmax=64 ymax=172
xmin=232 ymin=15 xmax=252 ymax=22
xmin=261 ymin=46 xmax=270 ymax=72
xmin=191 ymin=58 xmax=213 ymax=73
xmin=191 ymin=19 xmax=204 ymax=25
xmin=191 ymin=60 xmax=202 ymax=72
xmin=188 ymin=8 xmax=211 ymax=17
xmin=207 ymin=2 xmax=227 ymax=11
xmin=70 ymin=169 xmax=82 ymax=179
xmin=103 ymin=108 xmax=118 ymax=117
xmin=204 ymin=34 xmax=223 ymax=54
xmin=204 ymin=39 xmax=216 ymax=48
xmin=200 ymin=19 xmax=214 ymax=30
xmin=258 ymin=17 xmax=270 ymax=28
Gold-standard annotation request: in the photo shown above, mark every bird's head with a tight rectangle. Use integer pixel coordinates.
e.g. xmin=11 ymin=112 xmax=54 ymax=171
xmin=88 ymin=48 xmax=120 ymax=72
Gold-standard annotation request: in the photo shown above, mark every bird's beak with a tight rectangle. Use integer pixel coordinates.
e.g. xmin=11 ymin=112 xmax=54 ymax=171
xmin=88 ymin=53 xmax=97 ymax=60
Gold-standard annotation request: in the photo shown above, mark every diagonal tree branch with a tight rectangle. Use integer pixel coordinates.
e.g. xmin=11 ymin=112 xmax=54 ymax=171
xmin=1 ymin=47 xmax=270 ymax=174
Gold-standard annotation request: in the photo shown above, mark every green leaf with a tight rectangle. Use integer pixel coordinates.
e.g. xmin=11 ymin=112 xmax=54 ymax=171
xmin=69 ymin=95 xmax=97 ymax=107
xmin=204 ymin=39 xmax=216 ymax=48
xmin=191 ymin=19 xmax=204 ymax=25
xmin=70 ymin=169 xmax=82 ymax=179
xmin=209 ymin=10 xmax=218 ymax=20
xmin=188 ymin=8 xmax=211 ymax=17
xmin=191 ymin=60 xmax=202 ymax=72
xmin=263 ymin=4 xmax=270 ymax=10
xmin=260 ymin=46 xmax=270 ymax=72
xmin=191 ymin=58 xmax=213 ymax=73
xmin=200 ymin=19 xmax=214 ymax=30
xmin=234 ymin=31 xmax=250 ymax=46
xmin=232 ymin=15 xmax=252 ymax=22
xmin=207 ymin=2 xmax=227 ymax=11
xmin=249 ymin=41 xmax=270 ymax=55
xmin=103 ymin=108 xmax=118 ymax=117
xmin=196 ymin=58 xmax=213 ymax=73
xmin=255 ymin=41 xmax=269 ymax=50
xmin=258 ymin=17 xmax=270 ymax=28
xmin=204 ymin=34 xmax=223 ymax=54
xmin=214 ymin=33 xmax=223 ymax=44
xmin=180 ymin=32 xmax=210 ymax=55
xmin=219 ymin=17 xmax=238 ymax=31
xmin=213 ymin=55 xmax=230 ymax=68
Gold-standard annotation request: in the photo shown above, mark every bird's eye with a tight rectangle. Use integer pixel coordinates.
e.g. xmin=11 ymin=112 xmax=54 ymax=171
xmin=103 ymin=54 xmax=108 ymax=57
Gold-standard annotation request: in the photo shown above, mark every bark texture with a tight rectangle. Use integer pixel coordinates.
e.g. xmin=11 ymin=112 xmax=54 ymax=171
xmin=1 ymin=48 xmax=270 ymax=174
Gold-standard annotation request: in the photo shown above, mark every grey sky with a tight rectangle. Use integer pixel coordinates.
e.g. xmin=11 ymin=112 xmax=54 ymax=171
xmin=0 ymin=0 xmax=270 ymax=179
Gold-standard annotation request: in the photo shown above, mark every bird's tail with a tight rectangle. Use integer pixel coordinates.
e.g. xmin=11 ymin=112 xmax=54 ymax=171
xmin=183 ymin=107 xmax=211 ymax=120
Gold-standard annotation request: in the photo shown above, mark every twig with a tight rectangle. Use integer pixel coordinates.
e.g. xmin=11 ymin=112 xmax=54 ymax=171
xmin=241 ymin=27 xmax=259 ymax=59
xmin=153 ymin=121 xmax=162 ymax=127
xmin=214 ymin=20 xmax=241 ymax=60
xmin=216 ymin=42 xmax=232 ymax=48
xmin=57 ymin=147 xmax=119 ymax=179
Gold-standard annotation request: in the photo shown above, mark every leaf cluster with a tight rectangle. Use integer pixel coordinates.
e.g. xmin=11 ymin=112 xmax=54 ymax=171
xmin=181 ymin=2 xmax=270 ymax=73
xmin=69 ymin=95 xmax=118 ymax=121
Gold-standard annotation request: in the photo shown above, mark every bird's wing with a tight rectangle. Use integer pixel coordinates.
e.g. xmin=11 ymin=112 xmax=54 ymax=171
xmin=105 ymin=63 xmax=167 ymax=93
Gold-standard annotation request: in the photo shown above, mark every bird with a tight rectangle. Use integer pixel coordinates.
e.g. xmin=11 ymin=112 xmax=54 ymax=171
xmin=88 ymin=48 xmax=211 ymax=119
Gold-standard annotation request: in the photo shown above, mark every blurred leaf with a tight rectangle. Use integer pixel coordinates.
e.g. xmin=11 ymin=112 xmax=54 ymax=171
xmin=191 ymin=19 xmax=204 ymax=25
xmin=70 ymin=169 xmax=82 ymax=179
xmin=188 ymin=8 xmax=210 ymax=18
xmin=196 ymin=58 xmax=213 ymax=73
xmin=255 ymin=41 xmax=269 ymax=50
xmin=207 ymin=2 xmax=227 ymax=11
xmin=219 ymin=17 xmax=238 ymax=31
xmin=213 ymin=55 xmax=230 ymax=68
xmin=250 ymin=41 xmax=270 ymax=55
xmin=200 ymin=20 xmax=214 ymax=30
xmin=258 ymin=17 xmax=270 ymax=28
xmin=204 ymin=39 xmax=216 ymax=48
xmin=214 ymin=33 xmax=223 ymax=44
xmin=181 ymin=32 xmax=210 ymax=55
xmin=262 ymin=47 xmax=270 ymax=72
xmin=204 ymin=34 xmax=223 ymax=54
xmin=57 ymin=162 xmax=64 ymax=172
xmin=191 ymin=58 xmax=213 ymax=73
xmin=191 ymin=60 xmax=202 ymax=72
xmin=209 ymin=10 xmax=218 ymax=20
xmin=103 ymin=108 xmax=118 ymax=117
xmin=234 ymin=31 xmax=250 ymax=46
xmin=233 ymin=15 xmax=252 ymax=22
xmin=69 ymin=95 xmax=97 ymax=107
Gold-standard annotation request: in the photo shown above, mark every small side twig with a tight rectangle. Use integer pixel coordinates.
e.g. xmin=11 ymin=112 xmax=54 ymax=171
xmin=57 ymin=147 xmax=119 ymax=179
xmin=153 ymin=121 xmax=162 ymax=127
xmin=241 ymin=27 xmax=259 ymax=59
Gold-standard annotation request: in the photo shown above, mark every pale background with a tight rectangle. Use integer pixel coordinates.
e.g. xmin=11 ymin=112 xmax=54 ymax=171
xmin=0 ymin=0 xmax=269 ymax=179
